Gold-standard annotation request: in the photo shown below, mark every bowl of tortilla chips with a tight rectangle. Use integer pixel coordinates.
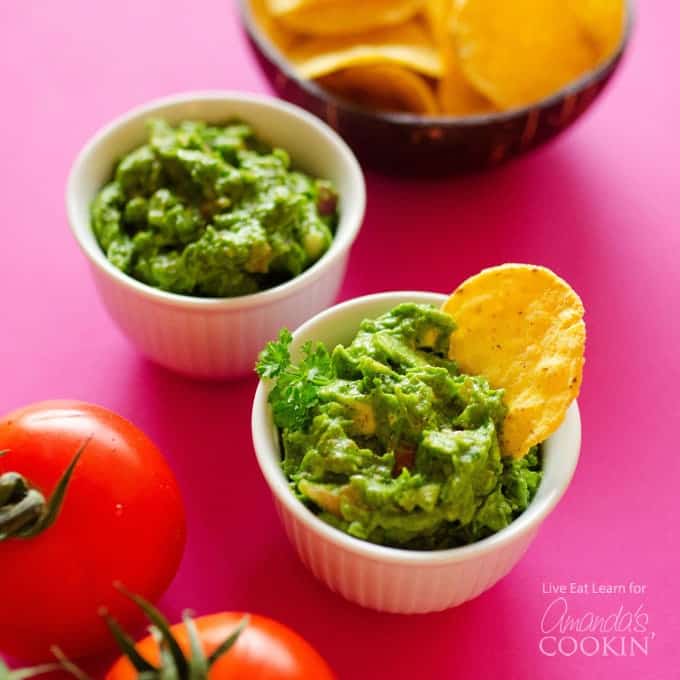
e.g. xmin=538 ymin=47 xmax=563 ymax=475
xmin=239 ymin=0 xmax=633 ymax=174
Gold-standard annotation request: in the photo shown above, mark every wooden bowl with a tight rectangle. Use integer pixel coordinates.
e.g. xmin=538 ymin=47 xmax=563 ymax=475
xmin=237 ymin=0 xmax=634 ymax=175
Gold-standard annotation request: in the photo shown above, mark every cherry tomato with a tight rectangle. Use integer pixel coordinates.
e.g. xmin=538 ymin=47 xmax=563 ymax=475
xmin=0 ymin=401 xmax=186 ymax=662
xmin=105 ymin=612 xmax=335 ymax=680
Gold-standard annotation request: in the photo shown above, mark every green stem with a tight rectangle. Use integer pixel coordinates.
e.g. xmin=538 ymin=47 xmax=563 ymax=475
xmin=0 ymin=438 xmax=89 ymax=541
xmin=50 ymin=648 xmax=93 ymax=680
xmin=0 ymin=489 xmax=45 ymax=539
xmin=0 ymin=658 xmax=61 ymax=680
xmin=98 ymin=586 xmax=249 ymax=680
xmin=0 ymin=472 xmax=28 ymax=506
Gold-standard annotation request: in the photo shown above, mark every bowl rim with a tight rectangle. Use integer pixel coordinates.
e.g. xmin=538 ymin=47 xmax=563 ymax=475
xmin=238 ymin=0 xmax=635 ymax=126
xmin=65 ymin=90 xmax=366 ymax=311
xmin=252 ymin=290 xmax=582 ymax=566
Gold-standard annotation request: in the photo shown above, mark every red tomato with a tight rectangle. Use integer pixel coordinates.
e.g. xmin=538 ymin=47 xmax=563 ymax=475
xmin=0 ymin=401 xmax=186 ymax=662
xmin=105 ymin=613 xmax=336 ymax=680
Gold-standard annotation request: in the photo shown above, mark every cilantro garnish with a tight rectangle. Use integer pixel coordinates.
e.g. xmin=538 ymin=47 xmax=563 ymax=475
xmin=255 ymin=329 xmax=334 ymax=430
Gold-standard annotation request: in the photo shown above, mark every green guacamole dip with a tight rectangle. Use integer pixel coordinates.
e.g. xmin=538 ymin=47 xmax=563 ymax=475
xmin=91 ymin=119 xmax=338 ymax=297
xmin=257 ymin=303 xmax=542 ymax=550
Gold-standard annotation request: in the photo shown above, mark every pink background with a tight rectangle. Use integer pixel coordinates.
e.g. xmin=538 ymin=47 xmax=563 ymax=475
xmin=1 ymin=2 xmax=678 ymax=678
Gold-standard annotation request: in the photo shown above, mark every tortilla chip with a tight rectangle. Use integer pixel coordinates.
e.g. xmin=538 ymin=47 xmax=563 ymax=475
xmin=423 ymin=0 xmax=451 ymax=44
xmin=268 ymin=0 xmax=426 ymax=36
xmin=421 ymin=1 xmax=493 ymax=116
xmin=569 ymin=0 xmax=627 ymax=63
xmin=438 ymin=43 xmax=494 ymax=115
xmin=453 ymin=0 xmax=600 ymax=109
xmin=268 ymin=0 xmax=326 ymax=12
xmin=289 ymin=21 xmax=443 ymax=79
xmin=250 ymin=0 xmax=300 ymax=52
xmin=318 ymin=64 xmax=439 ymax=114
xmin=442 ymin=264 xmax=586 ymax=458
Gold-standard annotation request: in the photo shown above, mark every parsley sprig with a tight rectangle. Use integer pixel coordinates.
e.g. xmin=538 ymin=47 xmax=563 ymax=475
xmin=256 ymin=329 xmax=334 ymax=430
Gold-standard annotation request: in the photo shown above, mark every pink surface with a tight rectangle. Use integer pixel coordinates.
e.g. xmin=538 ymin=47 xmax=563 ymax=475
xmin=1 ymin=2 xmax=678 ymax=678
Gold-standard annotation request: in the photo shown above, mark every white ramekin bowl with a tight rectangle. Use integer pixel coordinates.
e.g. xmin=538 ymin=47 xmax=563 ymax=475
xmin=252 ymin=291 xmax=581 ymax=613
xmin=67 ymin=91 xmax=365 ymax=379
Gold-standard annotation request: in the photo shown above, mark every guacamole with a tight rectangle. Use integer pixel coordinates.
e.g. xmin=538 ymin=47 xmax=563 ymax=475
xmin=91 ymin=119 xmax=338 ymax=297
xmin=257 ymin=303 xmax=542 ymax=550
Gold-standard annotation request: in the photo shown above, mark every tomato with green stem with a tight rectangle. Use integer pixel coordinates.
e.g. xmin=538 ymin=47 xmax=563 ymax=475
xmin=101 ymin=588 xmax=336 ymax=680
xmin=0 ymin=401 xmax=186 ymax=662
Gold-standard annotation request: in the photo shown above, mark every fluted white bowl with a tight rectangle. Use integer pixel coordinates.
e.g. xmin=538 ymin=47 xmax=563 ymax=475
xmin=67 ymin=91 xmax=365 ymax=379
xmin=252 ymin=291 xmax=581 ymax=613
